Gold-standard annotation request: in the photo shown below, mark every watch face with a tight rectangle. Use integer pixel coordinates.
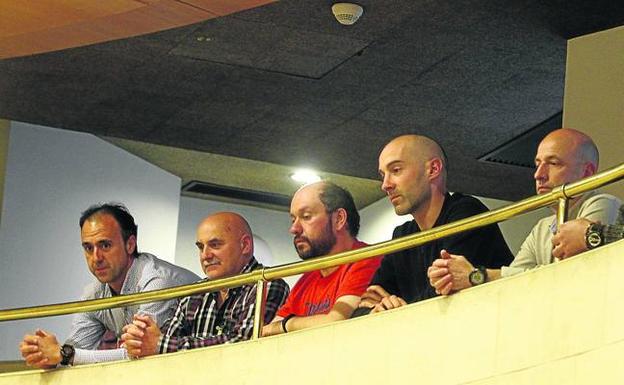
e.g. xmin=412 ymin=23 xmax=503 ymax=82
xmin=60 ymin=344 xmax=75 ymax=365
xmin=62 ymin=345 xmax=73 ymax=356
xmin=469 ymin=269 xmax=485 ymax=286
xmin=587 ymin=232 xmax=602 ymax=248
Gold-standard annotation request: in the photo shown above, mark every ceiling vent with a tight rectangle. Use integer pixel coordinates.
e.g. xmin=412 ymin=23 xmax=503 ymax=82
xmin=182 ymin=181 xmax=291 ymax=210
xmin=479 ymin=112 xmax=562 ymax=168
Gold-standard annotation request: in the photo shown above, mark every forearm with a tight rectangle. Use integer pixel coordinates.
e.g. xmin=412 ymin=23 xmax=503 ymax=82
xmin=283 ymin=297 xmax=359 ymax=332
xmin=486 ymin=269 xmax=501 ymax=282
xmin=72 ymin=347 xmax=128 ymax=365
xmin=283 ymin=311 xmax=347 ymax=333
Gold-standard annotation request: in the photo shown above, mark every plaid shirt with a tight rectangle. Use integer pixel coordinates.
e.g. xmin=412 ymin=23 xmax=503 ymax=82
xmin=158 ymin=257 xmax=289 ymax=352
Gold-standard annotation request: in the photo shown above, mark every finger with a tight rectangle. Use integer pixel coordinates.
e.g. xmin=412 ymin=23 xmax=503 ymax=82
xmin=431 ymin=258 xmax=449 ymax=268
xmin=432 ymin=274 xmax=452 ymax=291
xmin=439 ymin=281 xmax=454 ymax=296
xmin=132 ymin=319 xmax=149 ymax=330
xmin=440 ymin=249 xmax=451 ymax=259
xmin=129 ymin=325 xmax=145 ymax=337
xmin=397 ymin=296 xmax=407 ymax=306
xmin=359 ymin=298 xmax=377 ymax=308
xmin=123 ymin=339 xmax=143 ymax=348
xmin=380 ymin=297 xmax=396 ymax=310
xmin=35 ymin=329 xmax=49 ymax=337
xmin=134 ymin=314 xmax=155 ymax=326
xmin=552 ymin=244 xmax=562 ymax=259
xmin=361 ymin=290 xmax=382 ymax=302
xmin=19 ymin=344 xmax=40 ymax=355
xmin=370 ymin=303 xmax=385 ymax=314
xmin=24 ymin=352 xmax=44 ymax=365
xmin=387 ymin=295 xmax=405 ymax=309
xmin=22 ymin=335 xmax=39 ymax=344
xmin=123 ymin=327 xmax=145 ymax=340
xmin=367 ymin=285 xmax=391 ymax=298
xmin=428 ymin=267 xmax=448 ymax=279
xmin=125 ymin=346 xmax=142 ymax=357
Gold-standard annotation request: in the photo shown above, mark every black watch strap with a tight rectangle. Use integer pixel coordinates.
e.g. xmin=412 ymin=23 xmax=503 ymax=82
xmin=603 ymin=224 xmax=624 ymax=245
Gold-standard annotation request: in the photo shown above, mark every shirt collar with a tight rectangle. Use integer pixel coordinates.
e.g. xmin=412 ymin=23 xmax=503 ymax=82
xmin=115 ymin=253 xmax=145 ymax=295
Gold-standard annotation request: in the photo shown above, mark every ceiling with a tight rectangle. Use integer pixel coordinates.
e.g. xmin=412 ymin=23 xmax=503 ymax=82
xmin=1 ymin=0 xmax=623 ymax=210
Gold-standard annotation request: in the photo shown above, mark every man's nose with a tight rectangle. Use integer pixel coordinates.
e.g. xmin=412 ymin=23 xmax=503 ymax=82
xmin=199 ymin=245 xmax=211 ymax=259
xmin=534 ymin=163 xmax=547 ymax=181
xmin=381 ymin=174 xmax=393 ymax=193
xmin=93 ymin=247 xmax=105 ymax=261
xmin=289 ymin=218 xmax=302 ymax=235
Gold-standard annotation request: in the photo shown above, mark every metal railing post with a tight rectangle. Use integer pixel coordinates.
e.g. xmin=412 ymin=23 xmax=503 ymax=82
xmin=557 ymin=196 xmax=569 ymax=226
xmin=252 ymin=279 xmax=267 ymax=340
xmin=554 ymin=194 xmax=569 ymax=262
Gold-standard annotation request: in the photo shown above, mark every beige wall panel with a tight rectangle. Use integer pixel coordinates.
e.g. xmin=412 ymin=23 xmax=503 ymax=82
xmin=0 ymin=119 xmax=9 ymax=223
xmin=564 ymin=26 xmax=624 ymax=199
xmin=2 ymin=240 xmax=624 ymax=384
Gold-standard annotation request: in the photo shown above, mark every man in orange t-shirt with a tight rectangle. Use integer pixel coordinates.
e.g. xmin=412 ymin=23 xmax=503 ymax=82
xmin=262 ymin=182 xmax=382 ymax=336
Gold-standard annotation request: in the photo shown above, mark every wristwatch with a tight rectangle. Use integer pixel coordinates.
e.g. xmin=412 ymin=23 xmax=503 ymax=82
xmin=468 ymin=266 xmax=488 ymax=286
xmin=60 ymin=344 xmax=75 ymax=366
xmin=585 ymin=223 xmax=604 ymax=249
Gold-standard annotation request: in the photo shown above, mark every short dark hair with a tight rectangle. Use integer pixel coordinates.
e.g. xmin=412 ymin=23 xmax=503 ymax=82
xmin=79 ymin=203 xmax=139 ymax=256
xmin=318 ymin=182 xmax=360 ymax=237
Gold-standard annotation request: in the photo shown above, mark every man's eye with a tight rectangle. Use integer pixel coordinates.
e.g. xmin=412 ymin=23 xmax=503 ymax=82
xmin=100 ymin=242 xmax=112 ymax=250
xmin=195 ymin=242 xmax=204 ymax=251
xmin=83 ymin=245 xmax=93 ymax=253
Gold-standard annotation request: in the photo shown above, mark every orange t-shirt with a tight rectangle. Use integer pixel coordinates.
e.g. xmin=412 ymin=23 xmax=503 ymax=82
xmin=277 ymin=240 xmax=382 ymax=317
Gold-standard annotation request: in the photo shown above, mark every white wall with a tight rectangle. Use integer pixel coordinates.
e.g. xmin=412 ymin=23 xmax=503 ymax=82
xmin=175 ymin=196 xmax=299 ymax=285
xmin=0 ymin=122 xmax=181 ymax=360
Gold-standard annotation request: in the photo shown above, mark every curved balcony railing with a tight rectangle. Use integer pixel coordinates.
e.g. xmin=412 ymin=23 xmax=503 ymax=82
xmin=1 ymin=163 xmax=622 ymax=340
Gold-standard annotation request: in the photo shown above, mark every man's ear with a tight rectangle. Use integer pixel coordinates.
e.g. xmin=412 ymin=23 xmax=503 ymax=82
xmin=582 ymin=162 xmax=597 ymax=178
xmin=332 ymin=208 xmax=348 ymax=232
xmin=240 ymin=234 xmax=253 ymax=255
xmin=125 ymin=235 xmax=137 ymax=255
xmin=427 ymin=158 xmax=443 ymax=179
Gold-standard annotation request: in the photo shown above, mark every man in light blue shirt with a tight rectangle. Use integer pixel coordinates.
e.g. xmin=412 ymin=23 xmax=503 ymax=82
xmin=18 ymin=203 xmax=198 ymax=367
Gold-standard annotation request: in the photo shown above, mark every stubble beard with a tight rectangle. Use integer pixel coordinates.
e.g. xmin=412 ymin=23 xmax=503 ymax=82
xmin=294 ymin=221 xmax=337 ymax=260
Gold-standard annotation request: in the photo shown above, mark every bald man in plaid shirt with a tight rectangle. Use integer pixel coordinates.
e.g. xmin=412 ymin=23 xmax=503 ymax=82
xmin=121 ymin=212 xmax=289 ymax=356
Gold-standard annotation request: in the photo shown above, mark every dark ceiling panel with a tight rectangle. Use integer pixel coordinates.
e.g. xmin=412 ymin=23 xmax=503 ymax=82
xmin=1 ymin=0 xmax=623 ymax=203
xmin=170 ymin=18 xmax=370 ymax=78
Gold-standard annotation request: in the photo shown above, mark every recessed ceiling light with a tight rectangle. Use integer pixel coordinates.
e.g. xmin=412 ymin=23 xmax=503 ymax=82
xmin=290 ymin=169 xmax=321 ymax=184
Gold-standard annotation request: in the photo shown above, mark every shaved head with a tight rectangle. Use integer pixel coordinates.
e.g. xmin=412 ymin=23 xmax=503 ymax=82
xmin=380 ymin=134 xmax=448 ymax=183
xmin=195 ymin=212 xmax=254 ymax=278
xmin=378 ymin=134 xmax=448 ymax=217
xmin=199 ymin=212 xmax=252 ymax=239
xmin=541 ymin=128 xmax=599 ymax=169
xmin=534 ymin=128 xmax=600 ymax=195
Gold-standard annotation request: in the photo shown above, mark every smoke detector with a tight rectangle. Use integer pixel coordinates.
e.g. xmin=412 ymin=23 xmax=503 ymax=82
xmin=332 ymin=3 xmax=364 ymax=25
